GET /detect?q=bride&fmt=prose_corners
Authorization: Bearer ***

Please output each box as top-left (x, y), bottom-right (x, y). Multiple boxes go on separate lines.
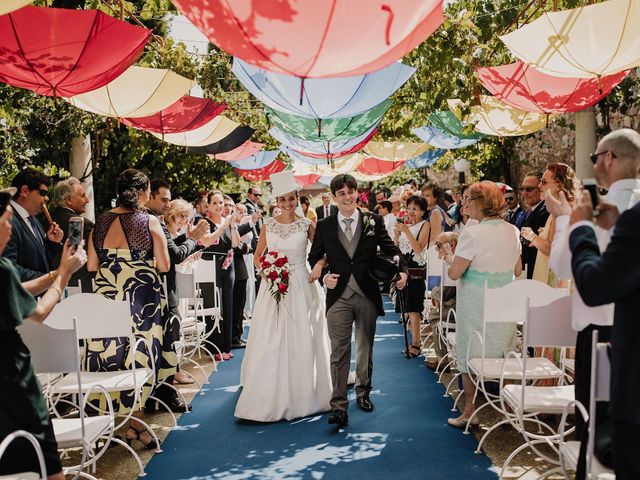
top-left (235, 171), bottom-right (332, 422)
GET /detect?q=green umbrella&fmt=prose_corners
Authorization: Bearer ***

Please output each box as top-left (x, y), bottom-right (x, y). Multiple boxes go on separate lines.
top-left (428, 110), bottom-right (486, 140)
top-left (265, 99), bottom-right (392, 142)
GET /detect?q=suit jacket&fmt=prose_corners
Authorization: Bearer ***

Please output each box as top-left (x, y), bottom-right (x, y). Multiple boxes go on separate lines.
top-left (315, 204), bottom-right (338, 220)
top-left (570, 203), bottom-right (640, 424)
top-left (520, 201), bottom-right (549, 279)
top-left (506, 206), bottom-right (524, 226)
top-left (308, 211), bottom-right (405, 316)
top-left (201, 220), bottom-right (252, 280)
top-left (49, 206), bottom-right (95, 290)
top-left (244, 199), bottom-right (262, 249)
top-left (4, 210), bottom-right (61, 281)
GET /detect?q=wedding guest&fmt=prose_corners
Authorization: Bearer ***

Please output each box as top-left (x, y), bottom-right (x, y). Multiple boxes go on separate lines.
top-left (86, 169), bottom-right (173, 449)
top-left (300, 195), bottom-right (317, 225)
top-left (378, 200), bottom-right (397, 239)
top-left (421, 181), bottom-right (447, 246)
top-left (443, 181), bottom-right (522, 427)
top-left (375, 190), bottom-right (387, 206)
top-left (193, 193), bottom-right (208, 222)
top-left (315, 192), bottom-right (337, 220)
top-left (0, 195), bottom-right (86, 480)
top-left (519, 171), bottom-right (549, 279)
top-left (235, 203), bottom-right (257, 318)
top-left (271, 206), bottom-right (282, 217)
top-left (504, 187), bottom-right (523, 226)
top-left (231, 202), bottom-right (254, 349)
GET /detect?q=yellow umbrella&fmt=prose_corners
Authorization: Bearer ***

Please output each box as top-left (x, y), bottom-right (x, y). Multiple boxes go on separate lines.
top-left (500, 0), bottom-right (640, 78)
top-left (152, 115), bottom-right (239, 147)
top-left (447, 96), bottom-right (552, 137)
top-left (293, 154), bottom-right (364, 175)
top-left (0, 1), bottom-right (32, 15)
top-left (363, 141), bottom-right (430, 161)
top-left (67, 66), bottom-right (194, 118)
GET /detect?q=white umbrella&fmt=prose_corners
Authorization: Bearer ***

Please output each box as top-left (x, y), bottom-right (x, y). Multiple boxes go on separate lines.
top-left (152, 115), bottom-right (240, 147)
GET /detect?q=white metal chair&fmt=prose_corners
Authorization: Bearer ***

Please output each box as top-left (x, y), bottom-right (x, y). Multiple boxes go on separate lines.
top-left (0, 430), bottom-right (46, 480)
top-left (18, 319), bottom-right (115, 480)
top-left (497, 295), bottom-right (578, 477)
top-left (559, 331), bottom-right (615, 479)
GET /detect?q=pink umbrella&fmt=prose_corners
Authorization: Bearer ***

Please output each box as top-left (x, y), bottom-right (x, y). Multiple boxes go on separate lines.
top-left (235, 159), bottom-right (286, 181)
top-left (213, 141), bottom-right (264, 161)
top-left (356, 157), bottom-right (405, 176)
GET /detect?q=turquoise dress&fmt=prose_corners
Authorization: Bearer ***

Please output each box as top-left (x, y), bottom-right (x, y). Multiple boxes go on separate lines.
top-left (454, 220), bottom-right (521, 373)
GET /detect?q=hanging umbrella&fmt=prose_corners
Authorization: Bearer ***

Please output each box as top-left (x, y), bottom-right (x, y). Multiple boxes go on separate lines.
top-left (294, 174), bottom-right (322, 189)
top-left (352, 171), bottom-right (398, 182)
top-left (477, 62), bottom-right (629, 114)
top-left (499, 0), bottom-right (640, 78)
top-left (280, 145), bottom-right (332, 166)
top-left (235, 159), bottom-right (286, 181)
top-left (412, 125), bottom-right (481, 149)
top-left (120, 96), bottom-right (226, 134)
top-left (214, 141), bottom-right (264, 161)
top-left (173, 0), bottom-right (444, 78)
top-left (404, 149), bottom-right (446, 168)
top-left (292, 154), bottom-right (365, 175)
top-left (233, 58), bottom-right (415, 118)
top-left (270, 125), bottom-right (377, 158)
top-left (229, 151), bottom-right (280, 170)
top-left (363, 141), bottom-right (430, 161)
top-left (448, 96), bottom-right (552, 137)
top-left (151, 115), bottom-right (239, 147)
top-left (186, 126), bottom-right (255, 155)
top-left (0, 6), bottom-right (150, 97)
top-left (67, 66), bottom-right (194, 118)
top-left (428, 111), bottom-right (487, 139)
top-left (0, 1), bottom-right (32, 15)
top-left (265, 99), bottom-right (391, 142)
top-left (357, 158), bottom-right (405, 176)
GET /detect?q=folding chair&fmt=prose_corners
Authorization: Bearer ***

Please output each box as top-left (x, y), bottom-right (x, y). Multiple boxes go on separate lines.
top-left (0, 430), bottom-right (46, 480)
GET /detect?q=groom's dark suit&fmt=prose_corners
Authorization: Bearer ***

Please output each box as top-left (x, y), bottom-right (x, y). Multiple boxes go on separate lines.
top-left (309, 210), bottom-right (404, 415)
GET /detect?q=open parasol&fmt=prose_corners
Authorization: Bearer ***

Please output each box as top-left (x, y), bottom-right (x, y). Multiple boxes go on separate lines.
top-left (214, 141), bottom-right (264, 161)
top-left (412, 125), bottom-right (481, 149)
top-left (235, 159), bottom-right (286, 181)
top-left (428, 111), bottom-right (487, 140)
top-left (151, 115), bottom-right (239, 147)
top-left (0, 1), bottom-right (32, 15)
top-left (404, 149), bottom-right (446, 168)
top-left (363, 141), bottom-right (430, 161)
top-left (186, 126), bottom-right (255, 155)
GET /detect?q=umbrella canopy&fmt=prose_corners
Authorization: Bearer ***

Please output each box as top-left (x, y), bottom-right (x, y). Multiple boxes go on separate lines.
top-left (499, 0), bottom-right (640, 78)
top-left (233, 58), bottom-right (415, 118)
top-left (404, 149), bottom-right (446, 168)
top-left (363, 141), bottom-right (430, 161)
top-left (428, 111), bottom-right (486, 139)
top-left (215, 141), bottom-right (264, 161)
top-left (151, 115), bottom-right (239, 147)
top-left (294, 174), bottom-right (322, 189)
top-left (356, 158), bottom-right (405, 175)
top-left (412, 125), bottom-right (481, 149)
top-left (280, 145), bottom-right (332, 166)
top-left (293, 154), bottom-right (365, 175)
top-left (0, 1), bottom-right (32, 15)
top-left (265, 99), bottom-right (391, 142)
top-left (0, 7), bottom-right (150, 97)
top-left (229, 151), bottom-right (280, 170)
top-left (67, 66), bottom-right (194, 118)
top-left (186, 126), bottom-right (255, 155)
top-left (477, 62), bottom-right (629, 114)
top-left (120, 96), bottom-right (226, 134)
top-left (448, 96), bottom-right (552, 137)
top-left (270, 125), bottom-right (377, 158)
top-left (235, 159), bottom-right (286, 181)
top-left (173, 0), bottom-right (444, 78)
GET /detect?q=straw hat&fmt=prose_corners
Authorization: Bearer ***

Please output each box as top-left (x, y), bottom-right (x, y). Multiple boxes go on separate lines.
top-left (270, 170), bottom-right (302, 198)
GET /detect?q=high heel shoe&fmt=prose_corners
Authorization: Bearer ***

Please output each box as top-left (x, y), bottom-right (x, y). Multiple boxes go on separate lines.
top-left (125, 427), bottom-right (158, 450)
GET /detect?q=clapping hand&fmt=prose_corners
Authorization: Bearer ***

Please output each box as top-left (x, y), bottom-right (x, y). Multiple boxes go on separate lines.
top-left (188, 219), bottom-right (210, 241)
top-left (47, 222), bottom-right (64, 243)
top-left (569, 190), bottom-right (595, 226)
top-left (545, 189), bottom-right (572, 217)
top-left (594, 202), bottom-right (620, 230)
top-left (520, 226), bottom-right (536, 242)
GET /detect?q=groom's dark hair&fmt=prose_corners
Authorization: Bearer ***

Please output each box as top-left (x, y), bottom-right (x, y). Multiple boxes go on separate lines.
top-left (329, 174), bottom-right (358, 195)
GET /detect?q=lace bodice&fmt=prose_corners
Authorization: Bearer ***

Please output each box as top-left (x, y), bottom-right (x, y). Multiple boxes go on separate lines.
top-left (264, 217), bottom-right (311, 270)
top-left (93, 211), bottom-right (153, 260)
top-left (399, 220), bottom-right (428, 266)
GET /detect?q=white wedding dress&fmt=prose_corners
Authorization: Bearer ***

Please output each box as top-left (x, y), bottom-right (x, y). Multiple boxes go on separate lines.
top-left (235, 217), bottom-right (332, 422)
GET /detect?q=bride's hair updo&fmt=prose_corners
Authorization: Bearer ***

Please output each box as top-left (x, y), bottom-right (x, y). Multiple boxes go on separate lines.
top-left (116, 169), bottom-right (149, 210)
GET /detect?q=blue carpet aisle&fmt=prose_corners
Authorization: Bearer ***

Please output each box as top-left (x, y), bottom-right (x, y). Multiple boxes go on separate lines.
top-left (145, 297), bottom-right (498, 479)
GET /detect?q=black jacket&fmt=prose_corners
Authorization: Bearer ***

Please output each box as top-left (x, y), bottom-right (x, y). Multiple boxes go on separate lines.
top-left (570, 203), bottom-right (640, 424)
top-left (520, 201), bottom-right (550, 279)
top-left (315, 204), bottom-right (338, 220)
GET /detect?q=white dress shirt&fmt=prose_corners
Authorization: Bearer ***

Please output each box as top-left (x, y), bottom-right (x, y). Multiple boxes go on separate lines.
top-left (337, 209), bottom-right (360, 234)
top-left (10, 200), bottom-right (38, 237)
top-left (549, 178), bottom-right (640, 331)
top-left (382, 212), bottom-right (397, 239)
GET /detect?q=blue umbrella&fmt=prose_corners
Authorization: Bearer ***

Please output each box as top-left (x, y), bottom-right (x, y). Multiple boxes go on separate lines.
top-left (404, 149), bottom-right (446, 168)
top-left (279, 145), bottom-right (328, 166)
top-left (233, 58), bottom-right (415, 119)
top-left (228, 150), bottom-right (279, 170)
top-left (269, 124), bottom-right (377, 157)
top-left (412, 125), bottom-right (481, 150)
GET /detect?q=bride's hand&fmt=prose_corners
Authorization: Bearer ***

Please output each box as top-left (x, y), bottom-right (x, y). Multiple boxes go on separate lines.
top-left (308, 263), bottom-right (323, 283)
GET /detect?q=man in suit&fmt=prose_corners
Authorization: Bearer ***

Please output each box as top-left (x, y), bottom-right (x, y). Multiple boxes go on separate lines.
top-left (309, 174), bottom-right (407, 428)
top-left (50, 177), bottom-right (94, 291)
top-left (519, 172), bottom-right (549, 278)
top-left (244, 187), bottom-right (263, 232)
top-left (3, 168), bottom-right (63, 281)
top-left (570, 193), bottom-right (640, 480)
top-left (504, 188), bottom-right (523, 226)
top-left (315, 192), bottom-right (338, 220)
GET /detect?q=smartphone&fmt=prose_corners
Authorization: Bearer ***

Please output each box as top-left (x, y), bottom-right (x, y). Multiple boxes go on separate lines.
top-left (0, 191), bottom-right (11, 216)
top-left (68, 217), bottom-right (84, 250)
top-left (582, 179), bottom-right (600, 214)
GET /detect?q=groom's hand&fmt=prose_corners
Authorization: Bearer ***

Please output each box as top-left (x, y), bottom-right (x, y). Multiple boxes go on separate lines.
top-left (395, 272), bottom-right (408, 290)
top-left (324, 273), bottom-right (340, 289)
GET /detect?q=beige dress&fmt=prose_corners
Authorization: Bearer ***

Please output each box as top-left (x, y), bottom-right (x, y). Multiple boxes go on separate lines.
top-left (532, 215), bottom-right (558, 287)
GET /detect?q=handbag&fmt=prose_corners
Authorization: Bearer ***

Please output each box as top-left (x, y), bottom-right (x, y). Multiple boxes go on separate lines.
top-left (407, 267), bottom-right (426, 280)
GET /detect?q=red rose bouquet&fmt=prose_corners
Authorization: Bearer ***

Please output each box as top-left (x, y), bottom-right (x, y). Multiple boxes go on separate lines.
top-left (258, 251), bottom-right (290, 304)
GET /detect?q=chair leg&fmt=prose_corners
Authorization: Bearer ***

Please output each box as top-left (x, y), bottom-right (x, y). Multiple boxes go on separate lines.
top-left (107, 436), bottom-right (146, 476)
top-left (148, 395), bottom-right (178, 426)
top-left (451, 389), bottom-right (464, 412)
top-left (445, 371), bottom-right (461, 398)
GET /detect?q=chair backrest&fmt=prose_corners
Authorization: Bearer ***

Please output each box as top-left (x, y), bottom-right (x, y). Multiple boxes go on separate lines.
top-left (483, 279), bottom-right (568, 324)
top-left (526, 295), bottom-right (575, 348)
top-left (194, 258), bottom-right (216, 285)
top-left (18, 319), bottom-right (80, 375)
top-left (44, 293), bottom-right (132, 339)
top-left (591, 332), bottom-right (611, 403)
top-left (176, 270), bottom-right (196, 298)
top-left (440, 260), bottom-right (457, 287)
top-left (0, 430), bottom-right (46, 479)
top-left (64, 285), bottom-right (82, 297)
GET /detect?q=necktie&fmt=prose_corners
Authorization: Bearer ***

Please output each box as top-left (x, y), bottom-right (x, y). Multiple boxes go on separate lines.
top-left (343, 218), bottom-right (354, 241)
top-left (325, 206), bottom-right (329, 218)
top-left (28, 216), bottom-right (44, 246)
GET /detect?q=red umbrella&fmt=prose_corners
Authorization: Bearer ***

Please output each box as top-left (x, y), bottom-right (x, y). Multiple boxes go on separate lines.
top-left (215, 141), bottom-right (264, 161)
top-left (356, 158), bottom-right (405, 176)
top-left (235, 159), bottom-right (286, 181)
top-left (120, 96), bottom-right (226, 134)
top-left (476, 62), bottom-right (629, 114)
top-left (294, 174), bottom-right (321, 189)
top-left (171, 0), bottom-right (444, 78)
top-left (0, 6), bottom-right (150, 97)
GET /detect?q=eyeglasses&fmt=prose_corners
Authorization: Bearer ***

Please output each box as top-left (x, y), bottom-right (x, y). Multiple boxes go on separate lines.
top-left (589, 150), bottom-right (616, 164)
top-left (520, 186), bottom-right (538, 192)
top-left (504, 196), bottom-right (516, 201)
top-left (539, 179), bottom-right (555, 185)
top-left (34, 188), bottom-right (49, 197)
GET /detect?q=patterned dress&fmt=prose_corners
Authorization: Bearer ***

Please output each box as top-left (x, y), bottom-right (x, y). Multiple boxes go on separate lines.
top-left (86, 211), bottom-right (176, 413)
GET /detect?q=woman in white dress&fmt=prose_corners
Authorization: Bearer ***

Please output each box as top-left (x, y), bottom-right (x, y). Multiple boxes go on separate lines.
top-left (235, 171), bottom-right (332, 422)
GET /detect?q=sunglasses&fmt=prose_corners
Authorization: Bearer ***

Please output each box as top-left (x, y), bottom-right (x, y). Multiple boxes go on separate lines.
top-left (589, 150), bottom-right (616, 164)
top-left (504, 196), bottom-right (516, 201)
top-left (520, 186), bottom-right (538, 192)
top-left (34, 188), bottom-right (49, 197)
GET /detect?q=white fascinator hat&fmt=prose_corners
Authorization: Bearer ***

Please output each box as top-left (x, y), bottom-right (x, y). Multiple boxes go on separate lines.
top-left (270, 170), bottom-right (302, 198)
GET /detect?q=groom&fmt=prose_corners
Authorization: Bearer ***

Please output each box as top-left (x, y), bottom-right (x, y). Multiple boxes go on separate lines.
top-left (309, 174), bottom-right (407, 428)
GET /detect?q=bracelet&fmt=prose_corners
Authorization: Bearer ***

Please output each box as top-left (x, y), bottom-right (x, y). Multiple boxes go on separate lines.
top-left (49, 285), bottom-right (63, 302)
